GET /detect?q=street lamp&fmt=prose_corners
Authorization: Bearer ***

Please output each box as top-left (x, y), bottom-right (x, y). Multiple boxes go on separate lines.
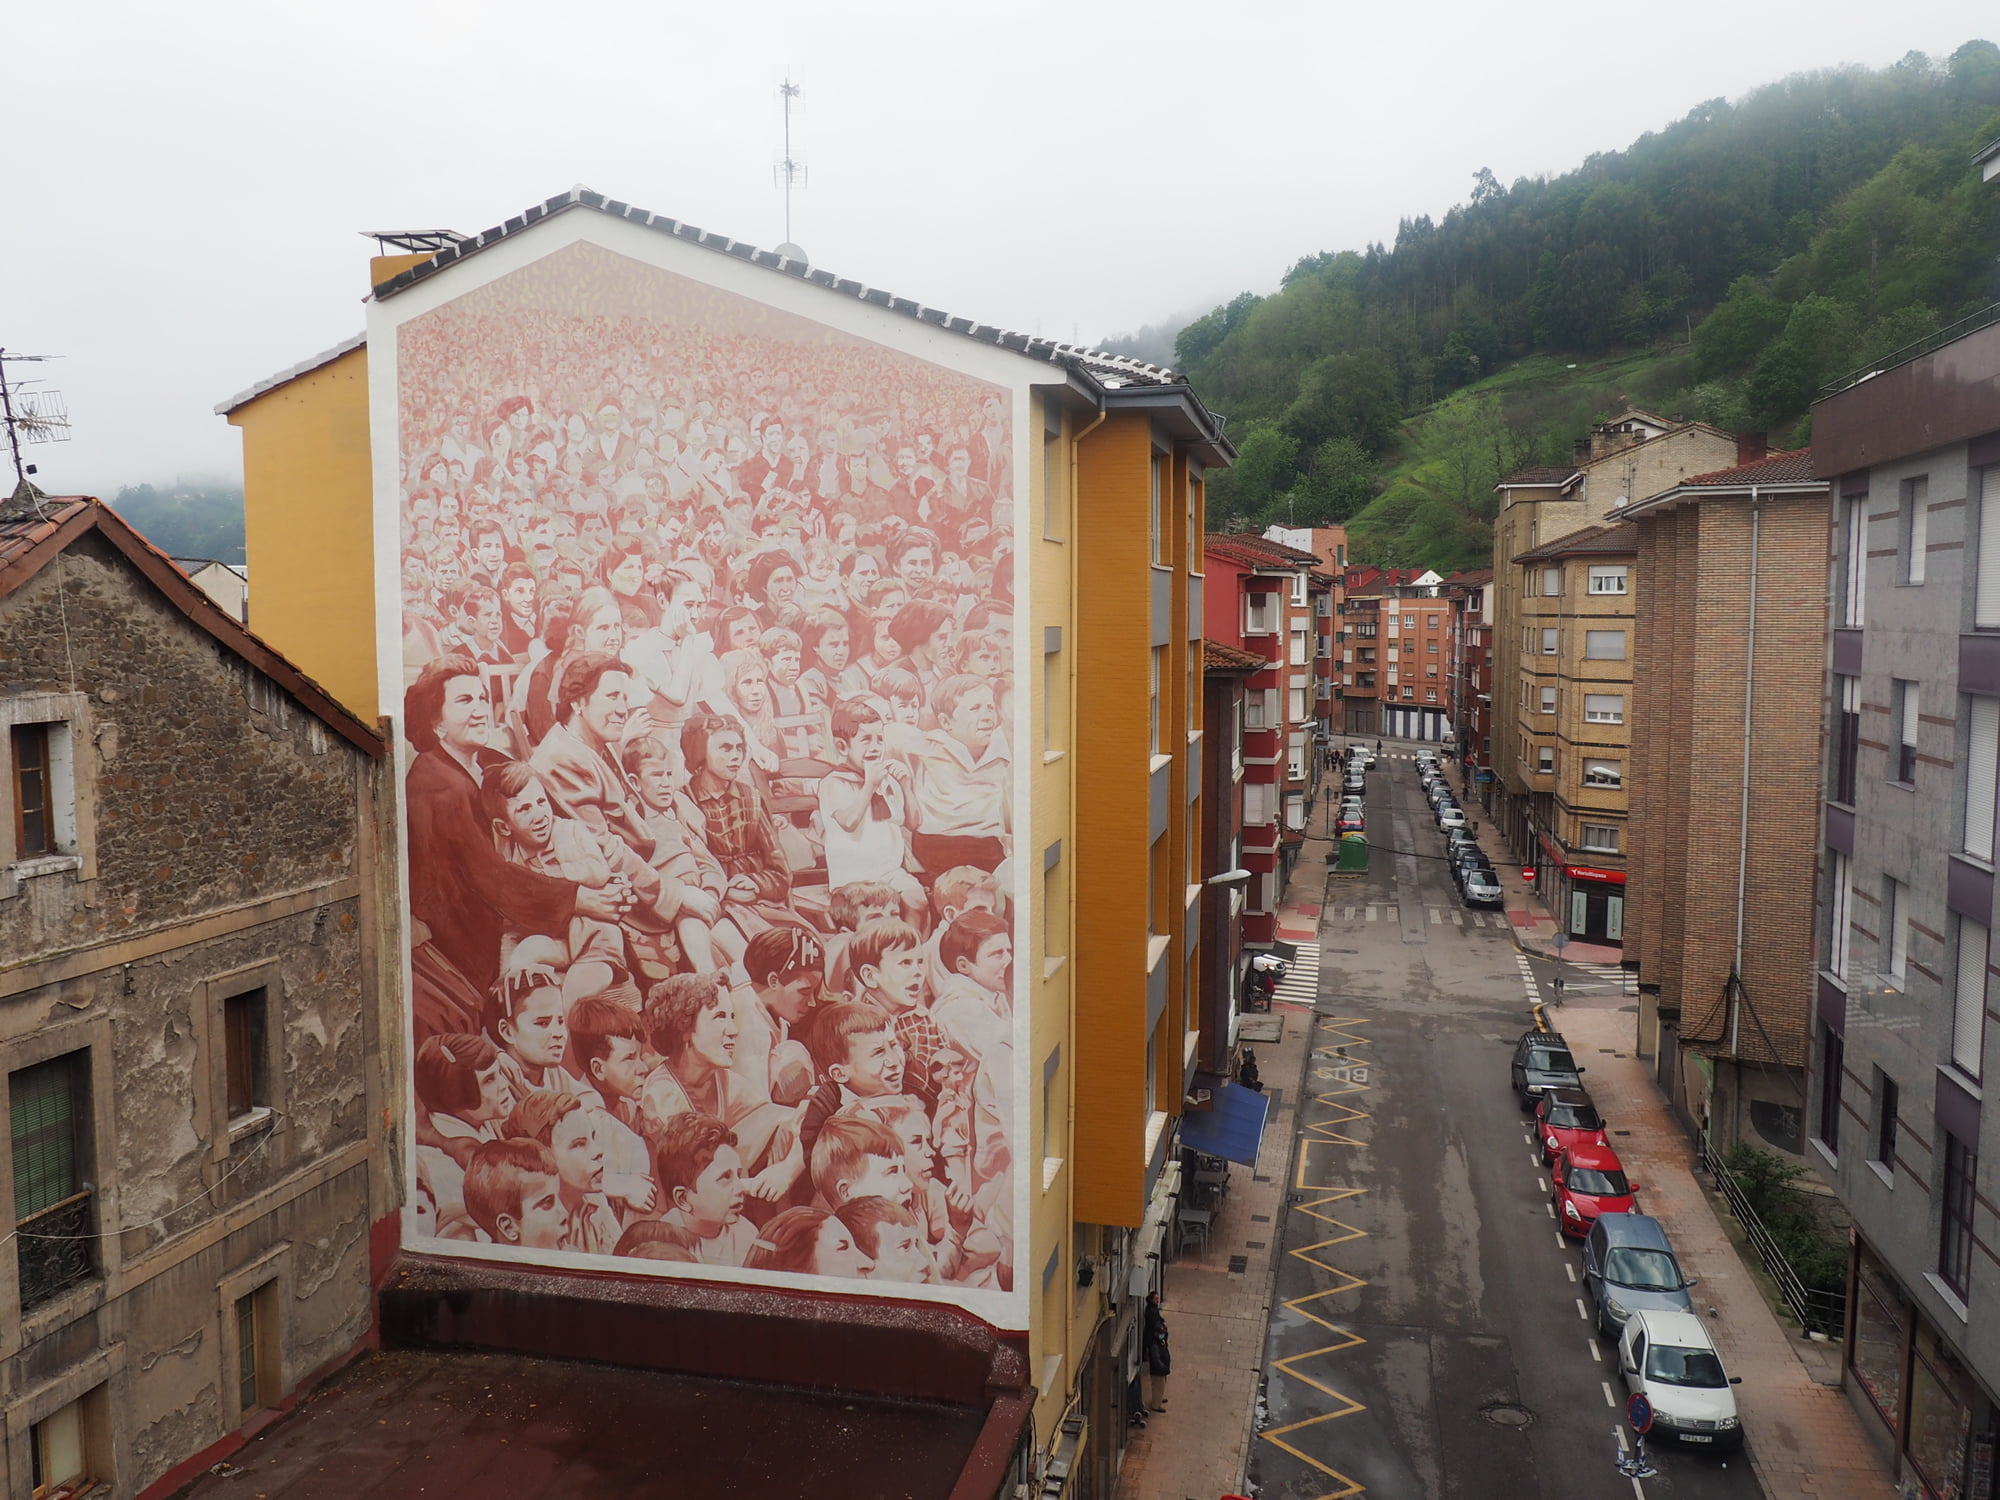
top-left (1205, 869), bottom-right (1253, 886)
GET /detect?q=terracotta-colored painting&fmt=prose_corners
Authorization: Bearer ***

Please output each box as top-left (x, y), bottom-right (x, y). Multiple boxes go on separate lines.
top-left (389, 239), bottom-right (1017, 1307)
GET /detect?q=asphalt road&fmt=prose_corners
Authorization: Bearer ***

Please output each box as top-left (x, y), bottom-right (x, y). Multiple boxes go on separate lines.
top-left (1246, 754), bottom-right (1762, 1500)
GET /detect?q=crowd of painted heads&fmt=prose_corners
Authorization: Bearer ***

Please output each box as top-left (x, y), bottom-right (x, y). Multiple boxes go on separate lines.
top-left (400, 302), bottom-right (1018, 1289)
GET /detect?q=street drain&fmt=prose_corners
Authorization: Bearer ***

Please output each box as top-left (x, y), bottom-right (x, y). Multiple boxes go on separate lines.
top-left (1228, 1255), bottom-right (1249, 1274)
top-left (1481, 1401), bottom-right (1535, 1429)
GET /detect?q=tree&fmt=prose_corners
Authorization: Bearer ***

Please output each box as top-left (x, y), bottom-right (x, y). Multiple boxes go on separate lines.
top-left (1422, 393), bottom-right (1509, 516)
top-left (1280, 349), bottom-right (1402, 455)
top-left (1288, 438), bottom-right (1377, 525)
top-left (1207, 424), bottom-right (1297, 526)
top-left (1694, 276), bottom-right (1788, 381)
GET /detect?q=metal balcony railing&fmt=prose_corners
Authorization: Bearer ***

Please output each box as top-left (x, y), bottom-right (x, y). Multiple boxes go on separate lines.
top-left (16, 1190), bottom-right (95, 1309)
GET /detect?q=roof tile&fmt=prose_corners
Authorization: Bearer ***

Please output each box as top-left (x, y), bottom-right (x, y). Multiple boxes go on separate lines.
top-left (1676, 449), bottom-right (1819, 488)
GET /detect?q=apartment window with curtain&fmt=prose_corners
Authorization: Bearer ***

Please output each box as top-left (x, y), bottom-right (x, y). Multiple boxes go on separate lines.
top-left (1537, 746), bottom-right (1555, 774)
top-left (1589, 565), bottom-right (1628, 595)
top-left (1952, 915), bottom-right (1987, 1077)
top-left (1539, 686), bottom-right (1556, 714)
top-left (1834, 675), bottom-right (1862, 804)
top-left (1893, 680), bottom-right (1919, 783)
top-left (1825, 850), bottom-right (1853, 979)
top-left (1816, 1025), bottom-right (1843, 1155)
top-left (1841, 493), bottom-right (1867, 628)
top-left (1900, 476), bottom-right (1928, 585)
top-left (1584, 694), bottom-right (1624, 725)
top-left (1976, 466), bottom-right (2000, 629)
top-left (1940, 1132), bottom-right (1977, 1298)
top-left (1885, 878), bottom-right (1910, 987)
top-left (1965, 695), bottom-right (1999, 860)
top-left (1541, 627), bottom-right (1558, 656)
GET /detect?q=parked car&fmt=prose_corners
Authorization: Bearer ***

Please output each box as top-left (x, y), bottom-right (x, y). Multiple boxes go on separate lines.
top-left (1336, 805), bottom-right (1366, 833)
top-left (1461, 867), bottom-right (1505, 908)
top-left (1552, 1142), bottom-right (1636, 1236)
top-left (1583, 1212), bottom-right (1696, 1337)
top-left (1536, 1087), bottom-right (1608, 1164)
top-left (1438, 806), bottom-right (1468, 833)
top-left (1344, 772), bottom-right (1366, 795)
top-left (1444, 827), bottom-right (1478, 858)
top-left (1452, 847), bottom-right (1494, 881)
top-left (1615, 1310), bottom-right (1743, 1448)
top-left (1510, 1030), bottom-right (1583, 1107)
top-left (1414, 750), bottom-right (1437, 770)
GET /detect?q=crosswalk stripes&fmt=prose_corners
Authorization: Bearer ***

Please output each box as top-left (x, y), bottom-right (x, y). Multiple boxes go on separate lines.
top-left (1515, 952), bottom-right (1543, 1007)
top-left (1332, 904), bottom-right (1501, 930)
top-left (1269, 944), bottom-right (1321, 1005)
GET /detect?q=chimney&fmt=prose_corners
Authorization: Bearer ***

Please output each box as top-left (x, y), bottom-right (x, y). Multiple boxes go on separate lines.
top-left (1572, 438), bottom-right (1593, 465)
top-left (1736, 430), bottom-right (1768, 467)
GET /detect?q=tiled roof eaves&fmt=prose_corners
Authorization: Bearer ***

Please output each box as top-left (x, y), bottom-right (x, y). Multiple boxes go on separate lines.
top-left (368, 188), bottom-right (1186, 393)
top-left (1203, 642), bottom-right (1269, 674)
top-left (1511, 522), bottom-right (1639, 563)
top-left (215, 331), bottom-right (367, 416)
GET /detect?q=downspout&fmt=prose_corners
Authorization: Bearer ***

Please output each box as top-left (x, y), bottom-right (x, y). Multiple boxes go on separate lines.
top-left (1730, 487), bottom-right (1762, 1057)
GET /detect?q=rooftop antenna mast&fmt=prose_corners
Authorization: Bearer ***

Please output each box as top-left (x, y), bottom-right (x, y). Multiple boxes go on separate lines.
top-left (772, 73), bottom-right (808, 261)
top-left (0, 349), bottom-right (71, 489)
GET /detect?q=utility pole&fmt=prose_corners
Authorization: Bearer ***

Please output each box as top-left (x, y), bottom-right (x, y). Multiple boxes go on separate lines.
top-left (773, 75), bottom-right (808, 256)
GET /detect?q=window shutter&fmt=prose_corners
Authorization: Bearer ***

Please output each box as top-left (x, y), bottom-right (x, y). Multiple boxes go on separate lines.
top-left (1955, 918), bottom-right (1989, 1072)
top-left (1977, 469), bottom-right (2000, 627)
top-left (1967, 697), bottom-right (1999, 860)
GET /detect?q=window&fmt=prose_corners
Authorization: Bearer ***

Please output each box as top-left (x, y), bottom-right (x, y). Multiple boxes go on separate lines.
top-left (1149, 451), bottom-right (1165, 565)
top-left (1293, 572), bottom-right (1310, 608)
top-left (1539, 686), bottom-right (1556, 714)
top-left (1541, 627), bottom-right (1559, 656)
top-left (12, 722), bottom-right (53, 859)
top-left (30, 1397), bottom-right (94, 1497)
top-left (1584, 630), bottom-right (1627, 661)
top-left (1289, 624), bottom-right (1309, 666)
top-left (1885, 878), bottom-right (1909, 986)
top-left (1584, 694), bottom-right (1624, 725)
top-left (1541, 566), bottom-right (1562, 597)
top-left (1042, 413), bottom-right (1064, 541)
top-left (1588, 565), bottom-right (1628, 595)
top-left (1186, 471), bottom-right (1199, 568)
top-left (1288, 686), bottom-right (1307, 722)
top-left (1582, 759), bottom-right (1622, 788)
top-left (1043, 631), bottom-right (1063, 755)
top-left (1425, 689), bottom-right (1437, 702)
top-left (225, 988), bottom-right (268, 1122)
top-left (1244, 782), bottom-right (1273, 825)
top-left (1537, 747), bottom-right (1555, 774)
top-left (1893, 679), bottom-right (1918, 784)
top-left (1245, 594), bottom-right (1278, 635)
top-left (11, 1050), bottom-right (94, 1309)
top-left (1579, 822), bottom-right (1620, 853)
top-left (1043, 852), bottom-right (1064, 969)
top-left (236, 1283), bottom-right (280, 1415)
top-left (1977, 466), bottom-right (2000, 629)
top-left (1149, 648), bottom-right (1163, 757)
top-left (1287, 743), bottom-right (1306, 780)
top-left (1952, 916), bottom-right (1987, 1076)
top-left (1966, 696), bottom-right (1999, 859)
top-left (1835, 675), bottom-right (1862, 805)
top-left (1826, 851), bottom-right (1852, 979)
top-left (1402, 686), bottom-right (1415, 700)
top-left (1817, 1025), bottom-right (1843, 1154)
top-left (1841, 494), bottom-right (1867, 629)
top-left (1402, 615), bottom-right (1416, 630)
top-left (1187, 652), bottom-right (1198, 738)
top-left (1875, 1073), bottom-right (1900, 1170)
top-left (1426, 641), bottom-right (1437, 654)
top-left (1940, 1133), bottom-right (1977, 1298)
top-left (1901, 476), bottom-right (1928, 585)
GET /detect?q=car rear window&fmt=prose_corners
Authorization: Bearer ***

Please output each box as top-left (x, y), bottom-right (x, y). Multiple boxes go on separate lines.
top-left (1567, 1166), bottom-right (1629, 1197)
top-left (1603, 1247), bottom-right (1682, 1292)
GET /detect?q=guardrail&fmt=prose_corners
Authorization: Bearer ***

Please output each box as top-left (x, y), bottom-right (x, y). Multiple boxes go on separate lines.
top-left (1697, 1142), bottom-right (1845, 1338)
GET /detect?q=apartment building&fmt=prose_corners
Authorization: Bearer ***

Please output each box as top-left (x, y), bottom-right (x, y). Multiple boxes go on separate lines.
top-left (1444, 568), bottom-right (1494, 793)
top-left (1489, 416), bottom-right (1747, 878)
top-left (1623, 452), bottom-right (1830, 1152)
top-left (1266, 524), bottom-right (1347, 733)
top-left (217, 189), bottom-right (1235, 1497)
top-left (1203, 534), bottom-right (1328, 942)
top-left (1805, 301), bottom-right (2000, 1491)
top-left (1198, 643), bottom-right (1262, 1070)
top-left (1, 496), bottom-right (391, 1500)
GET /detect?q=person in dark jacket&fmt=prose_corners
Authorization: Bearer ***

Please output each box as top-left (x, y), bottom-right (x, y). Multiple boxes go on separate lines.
top-left (1142, 1291), bottom-right (1171, 1412)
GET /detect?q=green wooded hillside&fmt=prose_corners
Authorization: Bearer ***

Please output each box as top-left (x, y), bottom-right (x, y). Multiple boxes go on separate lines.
top-left (1183, 42), bottom-right (2000, 572)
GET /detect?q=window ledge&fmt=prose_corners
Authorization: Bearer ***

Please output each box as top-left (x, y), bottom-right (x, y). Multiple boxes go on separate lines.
top-left (1867, 1158), bottom-right (1895, 1190)
top-left (229, 1106), bottom-right (276, 1147)
top-left (1149, 753), bottom-right (1173, 774)
top-left (1041, 1156), bottom-right (1064, 1193)
top-left (1143, 1110), bottom-right (1168, 1163)
top-left (1042, 749), bottom-right (1066, 765)
top-left (1042, 955), bottom-right (1068, 981)
top-left (1954, 851), bottom-right (1995, 874)
top-left (1146, 934), bottom-right (1171, 974)
top-left (1939, 1065), bottom-right (1982, 1102)
top-left (1810, 1137), bottom-right (1839, 1173)
top-left (1923, 1272), bottom-right (1971, 1323)
top-left (8, 853), bottom-right (81, 881)
top-left (1184, 883), bottom-right (1202, 911)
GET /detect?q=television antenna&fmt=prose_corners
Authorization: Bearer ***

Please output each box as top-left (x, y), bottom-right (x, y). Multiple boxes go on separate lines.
top-left (772, 73), bottom-right (808, 260)
top-left (0, 349), bottom-right (71, 488)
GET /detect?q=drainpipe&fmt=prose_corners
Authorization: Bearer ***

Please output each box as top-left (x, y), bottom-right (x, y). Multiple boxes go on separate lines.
top-left (1730, 487), bottom-right (1762, 1058)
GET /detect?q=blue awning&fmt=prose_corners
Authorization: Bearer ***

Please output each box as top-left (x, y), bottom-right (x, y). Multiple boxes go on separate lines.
top-left (1179, 1082), bottom-right (1272, 1167)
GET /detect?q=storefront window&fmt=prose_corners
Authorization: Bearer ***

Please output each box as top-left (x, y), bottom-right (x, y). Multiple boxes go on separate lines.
top-left (1908, 1324), bottom-right (1973, 1499)
top-left (1851, 1254), bottom-right (1907, 1436)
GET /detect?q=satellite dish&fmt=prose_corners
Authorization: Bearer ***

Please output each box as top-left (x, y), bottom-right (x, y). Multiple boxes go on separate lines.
top-left (775, 242), bottom-right (808, 264)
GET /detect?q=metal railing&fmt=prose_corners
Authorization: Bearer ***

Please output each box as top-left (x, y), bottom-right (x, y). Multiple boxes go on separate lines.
top-left (16, 1190), bottom-right (96, 1309)
top-left (1821, 300), bottom-right (2000, 396)
top-left (1697, 1144), bottom-right (1845, 1337)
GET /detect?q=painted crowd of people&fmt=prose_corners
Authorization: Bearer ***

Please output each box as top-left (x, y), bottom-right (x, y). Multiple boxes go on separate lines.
top-left (398, 281), bottom-right (1018, 1291)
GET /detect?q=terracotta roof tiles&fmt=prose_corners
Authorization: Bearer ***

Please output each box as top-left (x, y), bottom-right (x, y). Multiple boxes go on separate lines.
top-left (1676, 449), bottom-right (1819, 488)
top-left (1512, 520), bottom-right (1639, 563)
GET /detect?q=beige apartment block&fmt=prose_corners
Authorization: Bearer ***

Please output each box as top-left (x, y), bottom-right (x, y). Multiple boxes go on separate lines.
top-left (1624, 451), bottom-right (1830, 1153)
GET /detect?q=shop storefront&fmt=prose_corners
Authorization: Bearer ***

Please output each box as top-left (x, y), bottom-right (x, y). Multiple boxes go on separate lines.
top-left (1561, 862), bottom-right (1626, 944)
top-left (1848, 1240), bottom-right (2000, 1498)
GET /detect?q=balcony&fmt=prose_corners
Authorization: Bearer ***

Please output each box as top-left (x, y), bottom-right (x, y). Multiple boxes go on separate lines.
top-left (17, 1190), bottom-right (95, 1309)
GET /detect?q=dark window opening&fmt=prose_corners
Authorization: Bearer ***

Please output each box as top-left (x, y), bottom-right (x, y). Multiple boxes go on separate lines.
top-left (1817, 1027), bottom-right (1843, 1154)
top-left (1941, 1133), bottom-right (1976, 1298)
top-left (224, 989), bottom-right (268, 1121)
top-left (12, 722), bottom-right (52, 858)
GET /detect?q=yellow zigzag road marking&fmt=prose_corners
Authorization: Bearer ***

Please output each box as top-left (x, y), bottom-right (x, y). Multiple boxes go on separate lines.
top-left (1260, 1015), bottom-right (1374, 1499)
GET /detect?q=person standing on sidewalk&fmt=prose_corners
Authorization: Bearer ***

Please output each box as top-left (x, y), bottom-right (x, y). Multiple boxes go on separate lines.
top-left (1142, 1291), bottom-right (1171, 1412)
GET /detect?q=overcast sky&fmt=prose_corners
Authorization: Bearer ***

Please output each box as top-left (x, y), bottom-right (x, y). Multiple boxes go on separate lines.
top-left (5, 0), bottom-right (1994, 495)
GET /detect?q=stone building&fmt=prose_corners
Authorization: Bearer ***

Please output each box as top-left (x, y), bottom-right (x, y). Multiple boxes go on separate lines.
top-left (1, 493), bottom-right (391, 1499)
top-left (1623, 451), bottom-right (1830, 1151)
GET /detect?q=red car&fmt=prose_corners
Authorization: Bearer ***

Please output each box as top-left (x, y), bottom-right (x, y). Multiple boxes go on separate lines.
top-left (1552, 1142), bottom-right (1636, 1237)
top-left (1536, 1087), bottom-right (1607, 1166)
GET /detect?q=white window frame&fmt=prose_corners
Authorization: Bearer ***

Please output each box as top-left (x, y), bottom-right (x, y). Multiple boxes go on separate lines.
top-left (1584, 630), bottom-right (1627, 661)
top-left (1966, 695), bottom-right (2000, 860)
top-left (1539, 686), bottom-right (1557, 714)
top-left (1842, 494), bottom-right (1867, 629)
top-left (1886, 877), bottom-right (1909, 987)
top-left (1541, 566), bottom-right (1562, 597)
top-left (1541, 627), bottom-right (1559, 656)
top-left (1902, 476), bottom-right (1928, 586)
top-left (1588, 565), bottom-right (1628, 595)
top-left (1536, 746), bottom-right (1555, 774)
top-left (1581, 759), bottom-right (1622, 788)
top-left (1579, 822), bottom-right (1620, 853)
top-left (1245, 593), bottom-right (1278, 636)
top-left (1584, 694), bottom-right (1624, 725)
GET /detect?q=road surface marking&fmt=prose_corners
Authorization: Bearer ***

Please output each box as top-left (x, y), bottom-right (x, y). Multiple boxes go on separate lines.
top-left (1588, 1339), bottom-right (1600, 1362)
top-left (1603, 1382), bottom-right (1618, 1407)
top-left (1576, 1298), bottom-right (1589, 1320)
top-left (1566, 1263), bottom-right (1577, 1283)
top-left (1556, 1232), bottom-right (1567, 1250)
top-left (1546, 1203), bottom-right (1556, 1218)
top-left (1538, 1177), bottom-right (1548, 1192)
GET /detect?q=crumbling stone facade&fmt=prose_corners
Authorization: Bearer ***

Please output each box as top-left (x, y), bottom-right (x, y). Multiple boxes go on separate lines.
top-left (1, 513), bottom-right (395, 1499)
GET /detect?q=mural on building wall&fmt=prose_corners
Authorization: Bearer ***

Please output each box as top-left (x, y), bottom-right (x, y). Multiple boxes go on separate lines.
top-left (391, 239), bottom-right (1018, 1304)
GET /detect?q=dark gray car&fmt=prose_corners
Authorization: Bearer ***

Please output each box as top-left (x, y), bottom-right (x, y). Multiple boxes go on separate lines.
top-left (1582, 1212), bottom-right (1697, 1337)
top-left (1510, 1030), bottom-right (1584, 1107)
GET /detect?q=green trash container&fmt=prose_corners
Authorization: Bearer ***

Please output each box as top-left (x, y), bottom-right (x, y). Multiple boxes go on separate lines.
top-left (1333, 832), bottom-right (1369, 875)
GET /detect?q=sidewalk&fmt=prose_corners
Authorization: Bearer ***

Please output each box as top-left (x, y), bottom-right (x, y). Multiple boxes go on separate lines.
top-left (1116, 837), bottom-right (1328, 1500)
top-left (1557, 1003), bottom-right (1893, 1499)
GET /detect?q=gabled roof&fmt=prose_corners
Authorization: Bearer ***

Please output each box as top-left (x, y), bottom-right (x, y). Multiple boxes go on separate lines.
top-left (1444, 567), bottom-right (1494, 588)
top-left (1203, 642), bottom-right (1269, 674)
top-left (1512, 520), bottom-right (1638, 564)
top-left (0, 494), bottom-right (383, 757)
top-left (369, 187), bottom-right (1183, 392)
top-left (1676, 449), bottom-right (1819, 488)
top-left (1497, 466), bottom-right (1579, 488)
top-left (1204, 532), bottom-right (1320, 570)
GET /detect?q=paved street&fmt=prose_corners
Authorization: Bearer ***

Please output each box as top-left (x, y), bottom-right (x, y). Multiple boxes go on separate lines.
top-left (1247, 753), bottom-right (1764, 1500)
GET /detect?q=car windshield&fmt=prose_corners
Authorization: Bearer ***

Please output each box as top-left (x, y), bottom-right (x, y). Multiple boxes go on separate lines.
top-left (1567, 1167), bottom-right (1629, 1196)
top-left (1645, 1343), bottom-right (1728, 1388)
top-left (1548, 1103), bottom-right (1603, 1130)
top-left (1528, 1048), bottom-right (1575, 1073)
top-left (1604, 1247), bottom-right (1683, 1292)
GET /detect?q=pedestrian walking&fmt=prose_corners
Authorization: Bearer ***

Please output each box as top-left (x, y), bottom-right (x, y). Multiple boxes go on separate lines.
top-left (1143, 1290), bottom-right (1171, 1412)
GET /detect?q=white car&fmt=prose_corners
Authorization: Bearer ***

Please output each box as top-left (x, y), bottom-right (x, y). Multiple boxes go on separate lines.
top-left (1616, 1309), bottom-right (1743, 1449)
top-left (1437, 807), bottom-right (1468, 833)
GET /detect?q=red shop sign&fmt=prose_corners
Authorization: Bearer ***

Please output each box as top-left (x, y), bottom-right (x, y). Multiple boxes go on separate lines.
top-left (1566, 865), bottom-right (1627, 885)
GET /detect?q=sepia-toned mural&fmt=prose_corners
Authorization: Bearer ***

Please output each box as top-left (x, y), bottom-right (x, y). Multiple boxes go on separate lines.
top-left (388, 238), bottom-right (1019, 1309)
